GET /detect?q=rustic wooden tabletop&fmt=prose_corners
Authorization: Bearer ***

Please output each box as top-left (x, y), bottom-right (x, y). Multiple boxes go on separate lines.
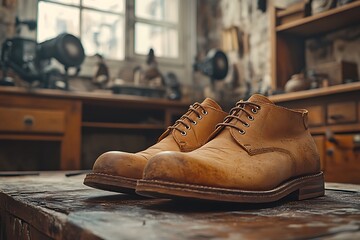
top-left (0, 172), bottom-right (359, 240)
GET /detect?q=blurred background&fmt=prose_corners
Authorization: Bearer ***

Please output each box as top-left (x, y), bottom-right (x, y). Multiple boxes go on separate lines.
top-left (0, 0), bottom-right (359, 184)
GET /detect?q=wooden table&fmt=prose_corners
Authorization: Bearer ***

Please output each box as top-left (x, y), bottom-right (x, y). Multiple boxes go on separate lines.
top-left (0, 172), bottom-right (359, 239)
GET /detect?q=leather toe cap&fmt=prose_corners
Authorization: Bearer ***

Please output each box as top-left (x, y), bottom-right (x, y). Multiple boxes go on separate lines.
top-left (143, 151), bottom-right (212, 185)
top-left (93, 151), bottom-right (147, 179)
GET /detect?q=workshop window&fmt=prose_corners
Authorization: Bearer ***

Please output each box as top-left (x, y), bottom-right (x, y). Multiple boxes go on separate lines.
top-left (134, 0), bottom-right (179, 59)
top-left (37, 0), bottom-right (182, 62)
top-left (37, 0), bottom-right (125, 60)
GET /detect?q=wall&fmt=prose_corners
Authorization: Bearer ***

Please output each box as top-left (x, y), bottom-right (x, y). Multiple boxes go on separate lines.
top-left (0, 1), bottom-right (16, 52)
top-left (194, 0), bottom-right (271, 104)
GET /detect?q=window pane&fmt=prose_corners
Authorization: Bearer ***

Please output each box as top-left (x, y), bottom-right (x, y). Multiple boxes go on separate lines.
top-left (135, 0), bottom-right (178, 23)
top-left (47, 0), bottom-right (80, 5)
top-left (37, 2), bottom-right (80, 42)
top-left (135, 22), bottom-right (178, 58)
top-left (82, 10), bottom-right (124, 60)
top-left (83, 0), bottom-right (124, 13)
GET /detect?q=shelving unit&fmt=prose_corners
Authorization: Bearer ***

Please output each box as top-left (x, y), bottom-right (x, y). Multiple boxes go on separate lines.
top-left (82, 122), bottom-right (165, 130)
top-left (270, 0), bottom-right (360, 90)
top-left (269, 81), bottom-right (360, 102)
top-left (269, 2), bottom-right (360, 184)
top-left (276, 1), bottom-right (360, 36)
top-left (0, 134), bottom-right (63, 141)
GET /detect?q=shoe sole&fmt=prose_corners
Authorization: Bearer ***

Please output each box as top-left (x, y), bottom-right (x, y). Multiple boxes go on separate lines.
top-left (84, 173), bottom-right (137, 194)
top-left (136, 172), bottom-right (324, 203)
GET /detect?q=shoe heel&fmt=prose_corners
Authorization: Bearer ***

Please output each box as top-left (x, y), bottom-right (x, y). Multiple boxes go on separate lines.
top-left (296, 172), bottom-right (325, 200)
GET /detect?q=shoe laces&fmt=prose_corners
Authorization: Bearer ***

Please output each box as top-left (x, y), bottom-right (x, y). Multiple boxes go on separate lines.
top-left (168, 103), bottom-right (208, 136)
top-left (216, 100), bottom-right (261, 135)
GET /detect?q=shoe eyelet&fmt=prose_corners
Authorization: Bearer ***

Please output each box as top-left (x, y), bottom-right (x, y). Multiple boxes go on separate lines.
top-left (197, 115), bottom-right (202, 120)
top-left (248, 115), bottom-right (254, 121)
top-left (243, 122), bottom-right (250, 127)
top-left (192, 120), bottom-right (197, 125)
top-left (186, 125), bottom-right (191, 130)
top-left (202, 110), bottom-right (208, 115)
top-left (181, 131), bottom-right (187, 136)
top-left (239, 129), bottom-right (246, 135)
top-left (251, 108), bottom-right (258, 114)
top-left (256, 106), bottom-right (261, 110)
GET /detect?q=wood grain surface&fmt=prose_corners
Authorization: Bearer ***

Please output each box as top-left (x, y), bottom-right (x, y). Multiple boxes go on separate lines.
top-left (0, 172), bottom-right (359, 239)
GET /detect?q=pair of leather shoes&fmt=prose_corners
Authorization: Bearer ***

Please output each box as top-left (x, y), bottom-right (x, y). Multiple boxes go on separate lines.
top-left (84, 94), bottom-right (324, 203)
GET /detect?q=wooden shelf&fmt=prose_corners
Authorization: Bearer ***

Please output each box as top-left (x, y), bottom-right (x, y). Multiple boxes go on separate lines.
top-left (310, 123), bottom-right (360, 135)
top-left (82, 122), bottom-right (165, 130)
top-left (0, 87), bottom-right (190, 108)
top-left (269, 82), bottom-right (360, 102)
top-left (276, 1), bottom-right (360, 36)
top-left (0, 134), bottom-right (62, 141)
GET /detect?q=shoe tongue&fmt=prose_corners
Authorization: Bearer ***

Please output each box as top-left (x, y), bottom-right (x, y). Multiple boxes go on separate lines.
top-left (158, 98), bottom-right (222, 143)
top-left (248, 94), bottom-right (274, 105)
top-left (201, 98), bottom-right (223, 110)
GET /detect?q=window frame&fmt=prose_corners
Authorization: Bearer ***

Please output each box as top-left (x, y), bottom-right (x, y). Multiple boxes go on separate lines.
top-left (37, 0), bottom-right (126, 61)
top-left (37, 0), bottom-right (185, 66)
top-left (126, 0), bottom-right (184, 66)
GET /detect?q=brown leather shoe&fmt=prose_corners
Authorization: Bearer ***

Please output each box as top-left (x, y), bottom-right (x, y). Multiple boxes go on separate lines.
top-left (84, 98), bottom-right (227, 193)
top-left (136, 94), bottom-right (325, 203)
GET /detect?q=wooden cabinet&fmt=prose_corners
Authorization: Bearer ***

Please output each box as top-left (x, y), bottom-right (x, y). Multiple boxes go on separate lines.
top-left (0, 107), bottom-right (65, 134)
top-left (79, 97), bottom-right (187, 169)
top-left (324, 133), bottom-right (360, 183)
top-left (0, 93), bottom-right (81, 170)
top-left (269, 83), bottom-right (360, 184)
top-left (269, 1), bottom-right (360, 183)
top-left (327, 101), bottom-right (357, 124)
top-left (0, 87), bottom-right (189, 171)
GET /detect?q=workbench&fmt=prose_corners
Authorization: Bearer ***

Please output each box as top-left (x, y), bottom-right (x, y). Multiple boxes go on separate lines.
top-left (0, 172), bottom-right (359, 239)
top-left (0, 87), bottom-right (189, 171)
